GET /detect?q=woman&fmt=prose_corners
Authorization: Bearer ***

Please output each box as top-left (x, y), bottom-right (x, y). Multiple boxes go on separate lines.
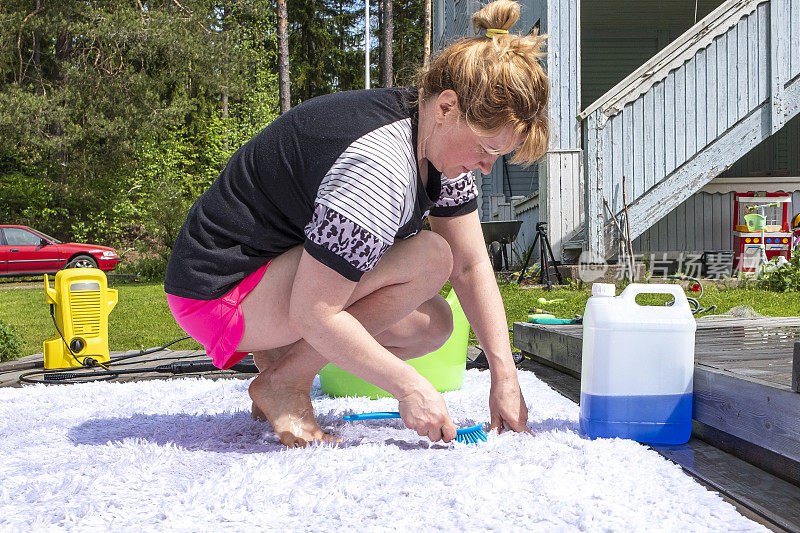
top-left (165, 0), bottom-right (549, 447)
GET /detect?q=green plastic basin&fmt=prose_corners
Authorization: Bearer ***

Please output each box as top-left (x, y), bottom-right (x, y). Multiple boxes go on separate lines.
top-left (318, 289), bottom-right (469, 398)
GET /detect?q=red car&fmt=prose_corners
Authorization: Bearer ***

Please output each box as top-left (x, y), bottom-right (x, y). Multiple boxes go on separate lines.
top-left (0, 225), bottom-right (120, 276)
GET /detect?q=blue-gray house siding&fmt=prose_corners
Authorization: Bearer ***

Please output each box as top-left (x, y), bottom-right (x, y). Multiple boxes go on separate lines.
top-left (435, 0), bottom-right (800, 266)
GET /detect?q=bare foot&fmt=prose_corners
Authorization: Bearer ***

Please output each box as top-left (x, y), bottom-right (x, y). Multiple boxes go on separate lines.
top-left (249, 370), bottom-right (340, 447)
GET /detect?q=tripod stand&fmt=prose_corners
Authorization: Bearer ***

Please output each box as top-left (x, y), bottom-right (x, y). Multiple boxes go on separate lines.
top-left (519, 222), bottom-right (563, 290)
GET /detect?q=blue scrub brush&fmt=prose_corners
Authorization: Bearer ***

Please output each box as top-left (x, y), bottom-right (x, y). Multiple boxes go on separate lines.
top-left (343, 412), bottom-right (488, 444)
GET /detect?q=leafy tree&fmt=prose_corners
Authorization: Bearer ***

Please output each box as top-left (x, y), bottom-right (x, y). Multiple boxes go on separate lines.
top-left (0, 0), bottom-right (424, 264)
top-left (0, 0), bottom-right (278, 251)
top-left (287, 0), bottom-right (367, 103)
top-left (328, 0), bottom-right (366, 92)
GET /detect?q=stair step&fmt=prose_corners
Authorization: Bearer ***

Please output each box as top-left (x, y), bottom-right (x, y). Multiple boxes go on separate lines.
top-left (563, 227), bottom-right (586, 251)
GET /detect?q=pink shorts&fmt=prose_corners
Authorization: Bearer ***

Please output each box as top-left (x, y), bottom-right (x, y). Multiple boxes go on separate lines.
top-left (167, 262), bottom-right (271, 369)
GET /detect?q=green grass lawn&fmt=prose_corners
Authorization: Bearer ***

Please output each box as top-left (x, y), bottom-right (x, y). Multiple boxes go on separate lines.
top-left (0, 282), bottom-right (201, 358)
top-left (1, 280), bottom-right (799, 359)
top-left (500, 283), bottom-right (800, 322)
top-left (472, 282), bottom-right (800, 346)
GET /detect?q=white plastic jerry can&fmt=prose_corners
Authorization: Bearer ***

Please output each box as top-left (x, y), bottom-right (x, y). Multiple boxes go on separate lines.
top-left (579, 283), bottom-right (696, 444)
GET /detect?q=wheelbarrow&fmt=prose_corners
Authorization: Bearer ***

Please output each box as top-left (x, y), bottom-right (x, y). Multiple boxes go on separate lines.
top-left (480, 220), bottom-right (523, 271)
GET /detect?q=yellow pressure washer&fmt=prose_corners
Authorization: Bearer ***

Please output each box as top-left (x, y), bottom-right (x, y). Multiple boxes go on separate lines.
top-left (43, 268), bottom-right (117, 369)
top-left (24, 267), bottom-right (244, 384)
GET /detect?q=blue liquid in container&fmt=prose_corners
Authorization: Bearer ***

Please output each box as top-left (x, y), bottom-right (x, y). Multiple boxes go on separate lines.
top-left (579, 392), bottom-right (693, 445)
top-left (579, 284), bottom-right (696, 446)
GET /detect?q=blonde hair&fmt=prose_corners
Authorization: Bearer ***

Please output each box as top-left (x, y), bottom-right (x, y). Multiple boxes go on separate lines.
top-left (418, 0), bottom-right (549, 166)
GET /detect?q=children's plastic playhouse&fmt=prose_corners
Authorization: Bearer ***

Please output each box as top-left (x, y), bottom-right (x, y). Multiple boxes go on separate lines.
top-left (732, 192), bottom-right (793, 272)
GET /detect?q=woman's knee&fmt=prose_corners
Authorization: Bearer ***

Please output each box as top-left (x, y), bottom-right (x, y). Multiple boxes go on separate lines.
top-left (410, 231), bottom-right (453, 288)
top-left (350, 230), bottom-right (453, 305)
top-left (420, 294), bottom-right (454, 354)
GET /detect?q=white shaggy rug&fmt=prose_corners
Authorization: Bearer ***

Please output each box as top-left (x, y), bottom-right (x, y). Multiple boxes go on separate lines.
top-left (0, 369), bottom-right (766, 532)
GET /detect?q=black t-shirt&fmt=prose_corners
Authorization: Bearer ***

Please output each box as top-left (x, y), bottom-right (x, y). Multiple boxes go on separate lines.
top-left (164, 87), bottom-right (478, 300)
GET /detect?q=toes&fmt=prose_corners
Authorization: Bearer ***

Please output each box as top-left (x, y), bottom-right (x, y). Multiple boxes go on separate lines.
top-left (310, 428), bottom-right (342, 444)
top-left (277, 431), bottom-right (312, 448)
top-left (278, 431), bottom-right (298, 447)
top-left (321, 433), bottom-right (343, 444)
top-left (276, 430), bottom-right (339, 447)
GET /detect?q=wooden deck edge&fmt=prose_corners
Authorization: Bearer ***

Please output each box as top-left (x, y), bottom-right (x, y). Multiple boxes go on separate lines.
top-left (0, 350), bottom-right (216, 388)
top-left (518, 357), bottom-right (800, 532)
top-left (653, 438), bottom-right (800, 533)
top-left (693, 365), bottom-right (800, 470)
top-left (692, 420), bottom-right (800, 487)
top-left (524, 353), bottom-right (580, 379)
top-left (696, 316), bottom-right (800, 328)
top-left (512, 323), bottom-right (582, 375)
top-left (0, 356), bottom-right (43, 372)
top-left (513, 321), bottom-right (800, 487)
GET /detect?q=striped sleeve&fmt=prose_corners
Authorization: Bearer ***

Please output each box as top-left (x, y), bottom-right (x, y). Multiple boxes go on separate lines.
top-left (304, 118), bottom-right (417, 281)
top-left (429, 171), bottom-right (479, 217)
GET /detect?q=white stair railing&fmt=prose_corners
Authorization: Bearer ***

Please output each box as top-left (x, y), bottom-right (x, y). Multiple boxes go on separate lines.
top-left (580, 0), bottom-right (800, 258)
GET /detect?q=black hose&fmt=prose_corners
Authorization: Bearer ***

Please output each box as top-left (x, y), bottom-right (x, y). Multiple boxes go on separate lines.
top-left (665, 275), bottom-right (716, 315)
top-left (15, 334), bottom-right (238, 385)
top-left (50, 304), bottom-right (88, 368)
top-left (107, 336), bottom-right (191, 364)
top-left (18, 347), bottom-right (258, 385)
top-left (19, 358), bottom-right (223, 385)
top-left (19, 370), bottom-right (119, 383)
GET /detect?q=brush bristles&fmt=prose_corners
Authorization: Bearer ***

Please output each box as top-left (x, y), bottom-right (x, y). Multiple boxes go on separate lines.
top-left (455, 425), bottom-right (488, 444)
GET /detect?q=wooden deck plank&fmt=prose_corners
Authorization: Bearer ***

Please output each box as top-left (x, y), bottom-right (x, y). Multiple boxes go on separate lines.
top-left (696, 317), bottom-right (800, 328)
top-left (514, 318), bottom-right (800, 388)
top-left (512, 317), bottom-right (800, 486)
top-left (693, 365), bottom-right (800, 466)
top-left (513, 324), bottom-right (582, 377)
top-left (692, 420), bottom-right (800, 497)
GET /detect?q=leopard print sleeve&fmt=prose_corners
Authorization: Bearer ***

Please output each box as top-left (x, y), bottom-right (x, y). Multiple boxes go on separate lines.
top-left (303, 204), bottom-right (390, 281)
top-left (429, 171), bottom-right (479, 217)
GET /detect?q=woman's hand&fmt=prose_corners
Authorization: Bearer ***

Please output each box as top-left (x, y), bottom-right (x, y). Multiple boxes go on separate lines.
top-left (489, 374), bottom-right (530, 434)
top-left (397, 379), bottom-right (458, 443)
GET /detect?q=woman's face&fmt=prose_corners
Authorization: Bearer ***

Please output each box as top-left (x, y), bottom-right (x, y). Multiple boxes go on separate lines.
top-left (436, 122), bottom-right (519, 178)
top-left (426, 93), bottom-right (521, 179)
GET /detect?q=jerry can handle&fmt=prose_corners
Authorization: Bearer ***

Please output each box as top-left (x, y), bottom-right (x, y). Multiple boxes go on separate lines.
top-left (619, 283), bottom-right (690, 309)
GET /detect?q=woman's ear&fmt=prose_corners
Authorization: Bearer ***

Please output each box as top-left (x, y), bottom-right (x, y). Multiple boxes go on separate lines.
top-left (435, 90), bottom-right (460, 123)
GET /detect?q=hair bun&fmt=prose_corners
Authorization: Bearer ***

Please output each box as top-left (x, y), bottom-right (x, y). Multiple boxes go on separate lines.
top-left (472, 0), bottom-right (521, 33)
top-left (418, 0), bottom-right (549, 167)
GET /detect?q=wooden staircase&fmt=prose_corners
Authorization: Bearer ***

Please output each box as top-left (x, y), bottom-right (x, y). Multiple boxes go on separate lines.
top-left (577, 0), bottom-right (800, 259)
